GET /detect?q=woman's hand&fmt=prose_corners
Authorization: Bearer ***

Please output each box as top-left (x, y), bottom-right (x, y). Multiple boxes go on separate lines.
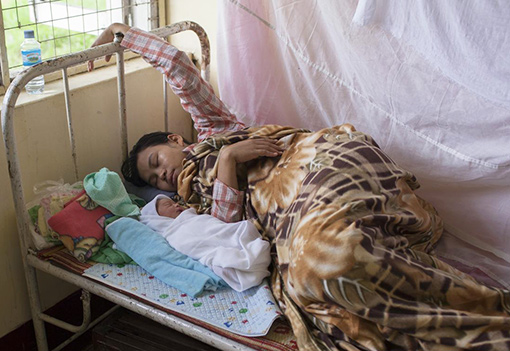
top-left (217, 138), bottom-right (283, 190)
top-left (87, 23), bottom-right (131, 71)
top-left (222, 138), bottom-right (284, 164)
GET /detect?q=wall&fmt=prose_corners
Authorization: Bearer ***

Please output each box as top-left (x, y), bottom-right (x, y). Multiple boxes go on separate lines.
top-left (0, 0), bottom-right (218, 339)
top-left (167, 0), bottom-right (220, 94)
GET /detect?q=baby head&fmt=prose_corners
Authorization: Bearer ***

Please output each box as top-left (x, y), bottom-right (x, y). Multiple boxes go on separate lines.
top-left (156, 197), bottom-right (185, 218)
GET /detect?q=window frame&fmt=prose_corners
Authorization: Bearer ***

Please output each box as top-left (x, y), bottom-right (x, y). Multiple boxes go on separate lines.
top-left (0, 0), bottom-right (164, 94)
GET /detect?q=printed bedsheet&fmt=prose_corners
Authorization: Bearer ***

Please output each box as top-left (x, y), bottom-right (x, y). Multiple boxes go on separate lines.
top-left (84, 263), bottom-right (282, 336)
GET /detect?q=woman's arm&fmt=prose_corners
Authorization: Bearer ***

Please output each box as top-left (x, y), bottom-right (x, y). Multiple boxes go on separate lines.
top-left (211, 179), bottom-right (244, 223)
top-left (89, 23), bottom-right (245, 142)
top-left (217, 138), bottom-right (283, 190)
top-left (211, 138), bottom-right (283, 222)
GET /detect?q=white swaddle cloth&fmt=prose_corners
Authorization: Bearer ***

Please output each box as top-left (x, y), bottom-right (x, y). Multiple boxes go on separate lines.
top-left (139, 195), bottom-right (271, 291)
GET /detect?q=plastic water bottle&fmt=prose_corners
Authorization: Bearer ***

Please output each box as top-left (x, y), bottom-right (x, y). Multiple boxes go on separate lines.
top-left (20, 30), bottom-right (45, 94)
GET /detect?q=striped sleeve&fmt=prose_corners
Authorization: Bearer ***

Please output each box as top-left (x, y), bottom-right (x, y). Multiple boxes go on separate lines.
top-left (211, 179), bottom-right (244, 223)
top-left (122, 27), bottom-right (245, 142)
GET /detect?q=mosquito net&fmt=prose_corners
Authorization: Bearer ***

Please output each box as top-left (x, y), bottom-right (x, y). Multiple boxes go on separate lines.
top-left (217, 0), bottom-right (510, 288)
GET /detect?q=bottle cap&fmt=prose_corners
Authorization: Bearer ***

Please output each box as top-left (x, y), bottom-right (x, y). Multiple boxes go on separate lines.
top-left (24, 30), bottom-right (35, 39)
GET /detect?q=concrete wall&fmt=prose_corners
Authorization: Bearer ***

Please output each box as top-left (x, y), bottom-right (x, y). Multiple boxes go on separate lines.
top-left (0, 0), bottom-right (218, 338)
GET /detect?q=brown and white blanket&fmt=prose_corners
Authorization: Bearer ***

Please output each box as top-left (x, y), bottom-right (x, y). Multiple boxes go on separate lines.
top-left (178, 124), bottom-right (510, 351)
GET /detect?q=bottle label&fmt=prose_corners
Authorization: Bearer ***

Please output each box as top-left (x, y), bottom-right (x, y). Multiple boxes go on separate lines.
top-left (21, 49), bottom-right (42, 66)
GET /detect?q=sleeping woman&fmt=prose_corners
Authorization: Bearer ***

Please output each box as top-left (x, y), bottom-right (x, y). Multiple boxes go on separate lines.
top-left (90, 23), bottom-right (510, 351)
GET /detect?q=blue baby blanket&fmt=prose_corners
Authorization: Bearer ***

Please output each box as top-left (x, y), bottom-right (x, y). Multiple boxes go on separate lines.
top-left (106, 217), bottom-right (225, 297)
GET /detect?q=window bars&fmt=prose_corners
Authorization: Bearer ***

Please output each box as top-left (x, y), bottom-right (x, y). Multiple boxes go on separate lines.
top-left (0, 0), bottom-right (159, 86)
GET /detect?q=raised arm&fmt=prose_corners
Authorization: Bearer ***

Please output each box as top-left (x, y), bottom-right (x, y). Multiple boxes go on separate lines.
top-left (90, 23), bottom-right (245, 142)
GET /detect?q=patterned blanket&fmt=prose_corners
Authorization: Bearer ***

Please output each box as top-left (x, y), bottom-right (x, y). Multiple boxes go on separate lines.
top-left (178, 124), bottom-right (510, 351)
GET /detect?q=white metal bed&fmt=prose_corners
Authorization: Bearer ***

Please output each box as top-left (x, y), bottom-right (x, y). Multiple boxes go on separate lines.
top-left (2, 22), bottom-right (293, 351)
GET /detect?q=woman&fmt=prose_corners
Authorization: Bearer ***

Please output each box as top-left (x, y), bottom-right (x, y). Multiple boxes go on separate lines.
top-left (91, 23), bottom-right (282, 223)
top-left (91, 24), bottom-right (510, 351)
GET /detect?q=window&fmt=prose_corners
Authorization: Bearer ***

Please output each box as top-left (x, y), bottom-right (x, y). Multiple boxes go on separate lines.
top-left (0, 0), bottom-right (161, 89)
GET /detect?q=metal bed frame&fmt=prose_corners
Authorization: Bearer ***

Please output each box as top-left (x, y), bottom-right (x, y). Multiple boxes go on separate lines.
top-left (2, 21), bottom-right (253, 351)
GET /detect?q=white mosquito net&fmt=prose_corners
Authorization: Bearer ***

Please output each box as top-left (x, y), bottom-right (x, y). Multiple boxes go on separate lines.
top-left (216, 0), bottom-right (510, 288)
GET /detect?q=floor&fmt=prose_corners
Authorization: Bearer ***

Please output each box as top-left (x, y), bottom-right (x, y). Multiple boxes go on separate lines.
top-left (3, 293), bottom-right (220, 351)
top-left (89, 308), bottom-right (221, 351)
top-left (0, 292), bottom-right (115, 351)
top-left (27, 309), bottom-right (221, 351)
top-left (61, 331), bottom-right (95, 351)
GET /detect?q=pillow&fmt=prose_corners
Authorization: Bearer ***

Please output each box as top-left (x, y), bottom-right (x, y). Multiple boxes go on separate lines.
top-left (123, 181), bottom-right (175, 203)
top-left (48, 190), bottom-right (113, 262)
top-left (26, 180), bottom-right (84, 250)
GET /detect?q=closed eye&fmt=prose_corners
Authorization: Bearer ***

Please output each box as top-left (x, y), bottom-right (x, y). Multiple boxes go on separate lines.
top-left (147, 153), bottom-right (158, 187)
top-left (149, 152), bottom-right (158, 168)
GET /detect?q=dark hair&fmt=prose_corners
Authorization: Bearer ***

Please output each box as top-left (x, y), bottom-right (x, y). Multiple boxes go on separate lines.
top-left (121, 131), bottom-right (191, 187)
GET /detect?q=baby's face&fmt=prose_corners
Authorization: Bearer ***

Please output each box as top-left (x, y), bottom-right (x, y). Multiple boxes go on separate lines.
top-left (156, 198), bottom-right (185, 218)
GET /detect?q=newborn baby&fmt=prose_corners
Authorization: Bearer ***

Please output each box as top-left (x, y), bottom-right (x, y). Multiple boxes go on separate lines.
top-left (139, 195), bottom-right (271, 291)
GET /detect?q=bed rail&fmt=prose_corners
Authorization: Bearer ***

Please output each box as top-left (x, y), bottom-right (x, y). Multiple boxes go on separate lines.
top-left (0, 21), bottom-right (247, 351)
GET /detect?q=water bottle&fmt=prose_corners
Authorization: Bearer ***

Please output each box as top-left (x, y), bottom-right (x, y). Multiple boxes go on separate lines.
top-left (20, 30), bottom-right (45, 94)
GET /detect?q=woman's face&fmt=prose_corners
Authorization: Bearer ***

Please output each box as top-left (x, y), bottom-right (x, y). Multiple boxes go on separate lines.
top-left (136, 135), bottom-right (187, 191)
